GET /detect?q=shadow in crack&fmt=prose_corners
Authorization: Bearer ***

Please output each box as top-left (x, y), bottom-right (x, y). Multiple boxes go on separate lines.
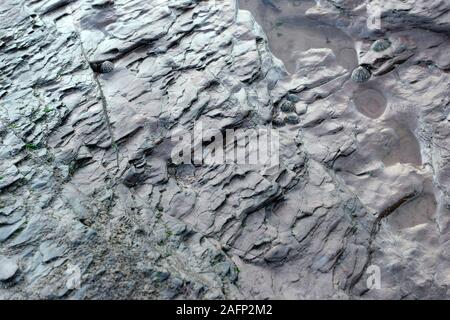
top-left (386, 192), bottom-right (437, 230)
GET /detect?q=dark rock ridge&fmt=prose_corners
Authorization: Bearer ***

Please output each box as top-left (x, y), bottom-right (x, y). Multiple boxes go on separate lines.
top-left (0, 0), bottom-right (449, 299)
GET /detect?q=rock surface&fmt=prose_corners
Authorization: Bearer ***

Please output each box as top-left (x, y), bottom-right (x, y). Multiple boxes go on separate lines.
top-left (0, 256), bottom-right (18, 281)
top-left (0, 0), bottom-right (449, 299)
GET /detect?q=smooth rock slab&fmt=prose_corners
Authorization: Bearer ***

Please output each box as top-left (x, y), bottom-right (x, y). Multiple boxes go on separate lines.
top-left (0, 165), bottom-right (22, 190)
top-left (264, 244), bottom-right (290, 262)
top-left (0, 256), bottom-right (18, 281)
top-left (39, 241), bottom-right (66, 263)
top-left (0, 218), bottom-right (25, 242)
top-left (352, 88), bottom-right (387, 119)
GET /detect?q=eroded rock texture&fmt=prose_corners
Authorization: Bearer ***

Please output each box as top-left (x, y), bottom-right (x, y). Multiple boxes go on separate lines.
top-left (0, 0), bottom-right (449, 299)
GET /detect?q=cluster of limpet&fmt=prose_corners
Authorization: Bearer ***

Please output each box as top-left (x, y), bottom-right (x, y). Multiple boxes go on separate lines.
top-left (272, 94), bottom-right (301, 126)
top-left (350, 39), bottom-right (392, 83)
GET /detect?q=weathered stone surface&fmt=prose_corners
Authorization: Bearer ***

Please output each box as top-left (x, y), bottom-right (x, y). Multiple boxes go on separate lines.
top-left (0, 256), bottom-right (18, 281)
top-left (0, 0), bottom-right (448, 299)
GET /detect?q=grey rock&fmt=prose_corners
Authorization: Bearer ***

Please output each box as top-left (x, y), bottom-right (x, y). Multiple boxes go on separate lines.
top-left (0, 256), bottom-right (18, 281)
top-left (151, 270), bottom-right (170, 283)
top-left (214, 262), bottom-right (231, 276)
top-left (264, 245), bottom-right (290, 262)
top-left (39, 241), bottom-right (66, 263)
top-left (0, 165), bottom-right (22, 190)
top-left (122, 166), bottom-right (145, 187)
top-left (0, 0), bottom-right (448, 300)
top-left (295, 102), bottom-right (307, 115)
top-left (0, 218), bottom-right (25, 242)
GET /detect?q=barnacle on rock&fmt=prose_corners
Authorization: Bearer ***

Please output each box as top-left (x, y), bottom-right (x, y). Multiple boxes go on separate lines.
top-left (280, 101), bottom-right (295, 113)
top-left (351, 66), bottom-right (371, 83)
top-left (371, 39), bottom-right (391, 52)
top-left (100, 61), bottom-right (114, 73)
top-left (287, 94), bottom-right (300, 102)
top-left (285, 113), bottom-right (299, 124)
